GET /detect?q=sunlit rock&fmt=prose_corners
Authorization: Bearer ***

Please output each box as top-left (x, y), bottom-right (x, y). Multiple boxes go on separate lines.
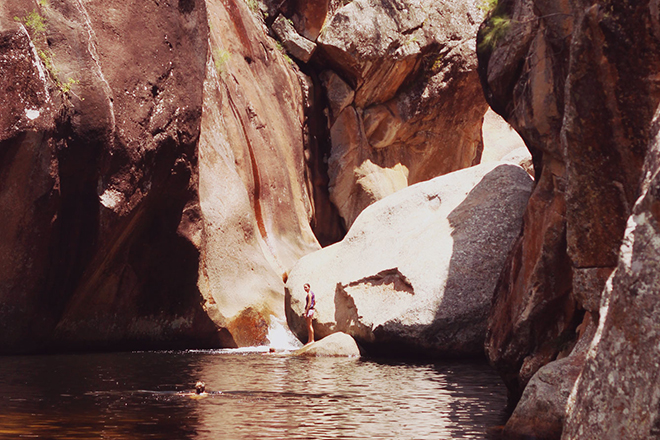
top-left (0, 0), bottom-right (322, 352)
top-left (293, 331), bottom-right (360, 357)
top-left (316, 0), bottom-right (489, 228)
top-left (286, 162), bottom-right (533, 357)
top-left (272, 14), bottom-right (316, 63)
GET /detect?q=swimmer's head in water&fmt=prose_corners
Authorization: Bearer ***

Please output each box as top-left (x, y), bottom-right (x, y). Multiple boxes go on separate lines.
top-left (195, 381), bottom-right (206, 394)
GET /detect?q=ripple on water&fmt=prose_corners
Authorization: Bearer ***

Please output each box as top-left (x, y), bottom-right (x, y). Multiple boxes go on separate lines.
top-left (0, 351), bottom-right (507, 439)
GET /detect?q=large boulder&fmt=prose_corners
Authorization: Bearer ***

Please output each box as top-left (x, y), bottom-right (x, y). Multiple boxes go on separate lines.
top-left (478, 0), bottom-right (660, 407)
top-left (313, 0), bottom-right (488, 228)
top-left (285, 162), bottom-right (533, 357)
top-left (293, 331), bottom-right (360, 357)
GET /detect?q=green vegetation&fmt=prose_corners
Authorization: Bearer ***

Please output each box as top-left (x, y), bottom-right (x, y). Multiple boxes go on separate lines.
top-left (38, 49), bottom-right (56, 75)
top-left (477, 0), bottom-right (513, 51)
top-left (15, 10), bottom-right (46, 35)
top-left (478, 0), bottom-right (498, 13)
top-left (38, 48), bottom-right (81, 97)
top-left (60, 78), bottom-right (79, 94)
top-left (214, 49), bottom-right (231, 75)
top-left (274, 41), bottom-right (293, 66)
top-left (431, 54), bottom-right (444, 73)
top-left (479, 15), bottom-right (511, 51)
top-left (16, 9), bottom-right (80, 98)
top-left (245, 0), bottom-right (260, 13)
top-left (38, 0), bottom-right (49, 7)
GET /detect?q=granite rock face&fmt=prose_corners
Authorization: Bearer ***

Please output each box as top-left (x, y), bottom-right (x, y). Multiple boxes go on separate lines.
top-left (0, 0), bottom-right (323, 352)
top-left (285, 163), bottom-right (532, 356)
top-left (271, 14), bottom-right (316, 63)
top-left (561, 109), bottom-right (660, 440)
top-left (198, 0), bottom-right (321, 347)
top-left (477, 0), bottom-right (660, 437)
top-left (313, 0), bottom-right (489, 228)
top-left (478, 0), bottom-right (660, 404)
top-left (1, 0), bottom-right (219, 352)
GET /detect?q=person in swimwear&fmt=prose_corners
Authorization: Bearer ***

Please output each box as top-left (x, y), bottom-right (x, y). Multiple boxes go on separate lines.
top-left (184, 381), bottom-right (209, 399)
top-left (303, 283), bottom-right (315, 345)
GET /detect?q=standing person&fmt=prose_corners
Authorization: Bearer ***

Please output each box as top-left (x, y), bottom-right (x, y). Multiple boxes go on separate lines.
top-left (303, 283), bottom-right (315, 345)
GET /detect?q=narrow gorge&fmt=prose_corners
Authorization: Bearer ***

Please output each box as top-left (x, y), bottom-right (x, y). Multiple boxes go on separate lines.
top-left (1, 0), bottom-right (659, 438)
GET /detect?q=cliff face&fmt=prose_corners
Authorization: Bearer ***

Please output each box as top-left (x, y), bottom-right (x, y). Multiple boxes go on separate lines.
top-left (0, 0), bottom-right (322, 352)
top-left (477, 0), bottom-right (660, 436)
top-left (315, 0), bottom-right (489, 228)
top-left (0, 0), bottom-right (491, 352)
top-left (1, 0), bottom-right (218, 352)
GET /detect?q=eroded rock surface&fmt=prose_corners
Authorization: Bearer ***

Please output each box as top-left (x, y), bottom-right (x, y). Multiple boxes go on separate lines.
top-left (198, 0), bottom-right (321, 347)
top-left (312, 0), bottom-right (489, 228)
top-left (0, 0), bottom-right (322, 352)
top-left (561, 109), bottom-right (660, 440)
top-left (285, 163), bottom-right (532, 356)
top-left (478, 0), bottom-right (660, 406)
top-left (477, 0), bottom-right (660, 437)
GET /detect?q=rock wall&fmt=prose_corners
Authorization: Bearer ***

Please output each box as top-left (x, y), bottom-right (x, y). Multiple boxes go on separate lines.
top-left (1, 0), bottom-right (219, 352)
top-left (270, 0), bottom-right (490, 228)
top-left (0, 0), bottom-right (497, 353)
top-left (0, 0), bottom-right (324, 352)
top-left (563, 109), bottom-right (660, 439)
top-left (477, 0), bottom-right (660, 436)
top-left (318, 0), bottom-right (489, 228)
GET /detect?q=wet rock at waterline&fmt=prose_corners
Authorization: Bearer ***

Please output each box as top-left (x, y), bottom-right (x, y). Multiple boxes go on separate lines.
top-left (502, 354), bottom-right (585, 440)
top-left (478, 0), bottom-right (660, 407)
top-left (285, 163), bottom-right (533, 357)
top-left (502, 317), bottom-right (597, 439)
top-left (294, 332), bottom-right (360, 357)
top-left (0, 0), bottom-right (321, 352)
top-left (315, 0), bottom-right (489, 228)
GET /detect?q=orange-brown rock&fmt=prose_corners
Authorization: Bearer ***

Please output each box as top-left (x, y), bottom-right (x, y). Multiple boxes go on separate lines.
top-left (315, 0), bottom-right (489, 227)
top-left (563, 119), bottom-right (660, 438)
top-left (197, 0), bottom-right (321, 346)
top-left (0, 0), bottom-right (327, 353)
top-left (478, 0), bottom-right (660, 435)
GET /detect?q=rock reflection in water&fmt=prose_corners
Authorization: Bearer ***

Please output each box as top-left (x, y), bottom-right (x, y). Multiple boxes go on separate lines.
top-left (0, 351), bottom-right (506, 439)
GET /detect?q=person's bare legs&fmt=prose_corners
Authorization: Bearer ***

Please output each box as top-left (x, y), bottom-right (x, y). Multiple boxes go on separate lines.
top-left (305, 315), bottom-right (314, 345)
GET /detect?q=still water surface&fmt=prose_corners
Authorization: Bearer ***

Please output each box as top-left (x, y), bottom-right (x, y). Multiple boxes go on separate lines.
top-left (0, 349), bottom-right (507, 439)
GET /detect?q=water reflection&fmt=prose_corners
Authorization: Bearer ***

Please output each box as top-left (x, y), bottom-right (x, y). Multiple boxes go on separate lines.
top-left (0, 351), bottom-right (506, 439)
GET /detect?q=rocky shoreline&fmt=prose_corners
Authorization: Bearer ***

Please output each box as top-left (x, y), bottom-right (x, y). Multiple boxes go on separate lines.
top-left (2, 0), bottom-right (659, 438)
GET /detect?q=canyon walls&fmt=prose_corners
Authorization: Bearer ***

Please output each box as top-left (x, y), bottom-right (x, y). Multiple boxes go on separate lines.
top-left (0, 0), bottom-right (493, 353)
top-left (1, 0), bottom-right (220, 352)
top-left (478, 0), bottom-right (660, 437)
top-left (0, 0), bottom-right (322, 352)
